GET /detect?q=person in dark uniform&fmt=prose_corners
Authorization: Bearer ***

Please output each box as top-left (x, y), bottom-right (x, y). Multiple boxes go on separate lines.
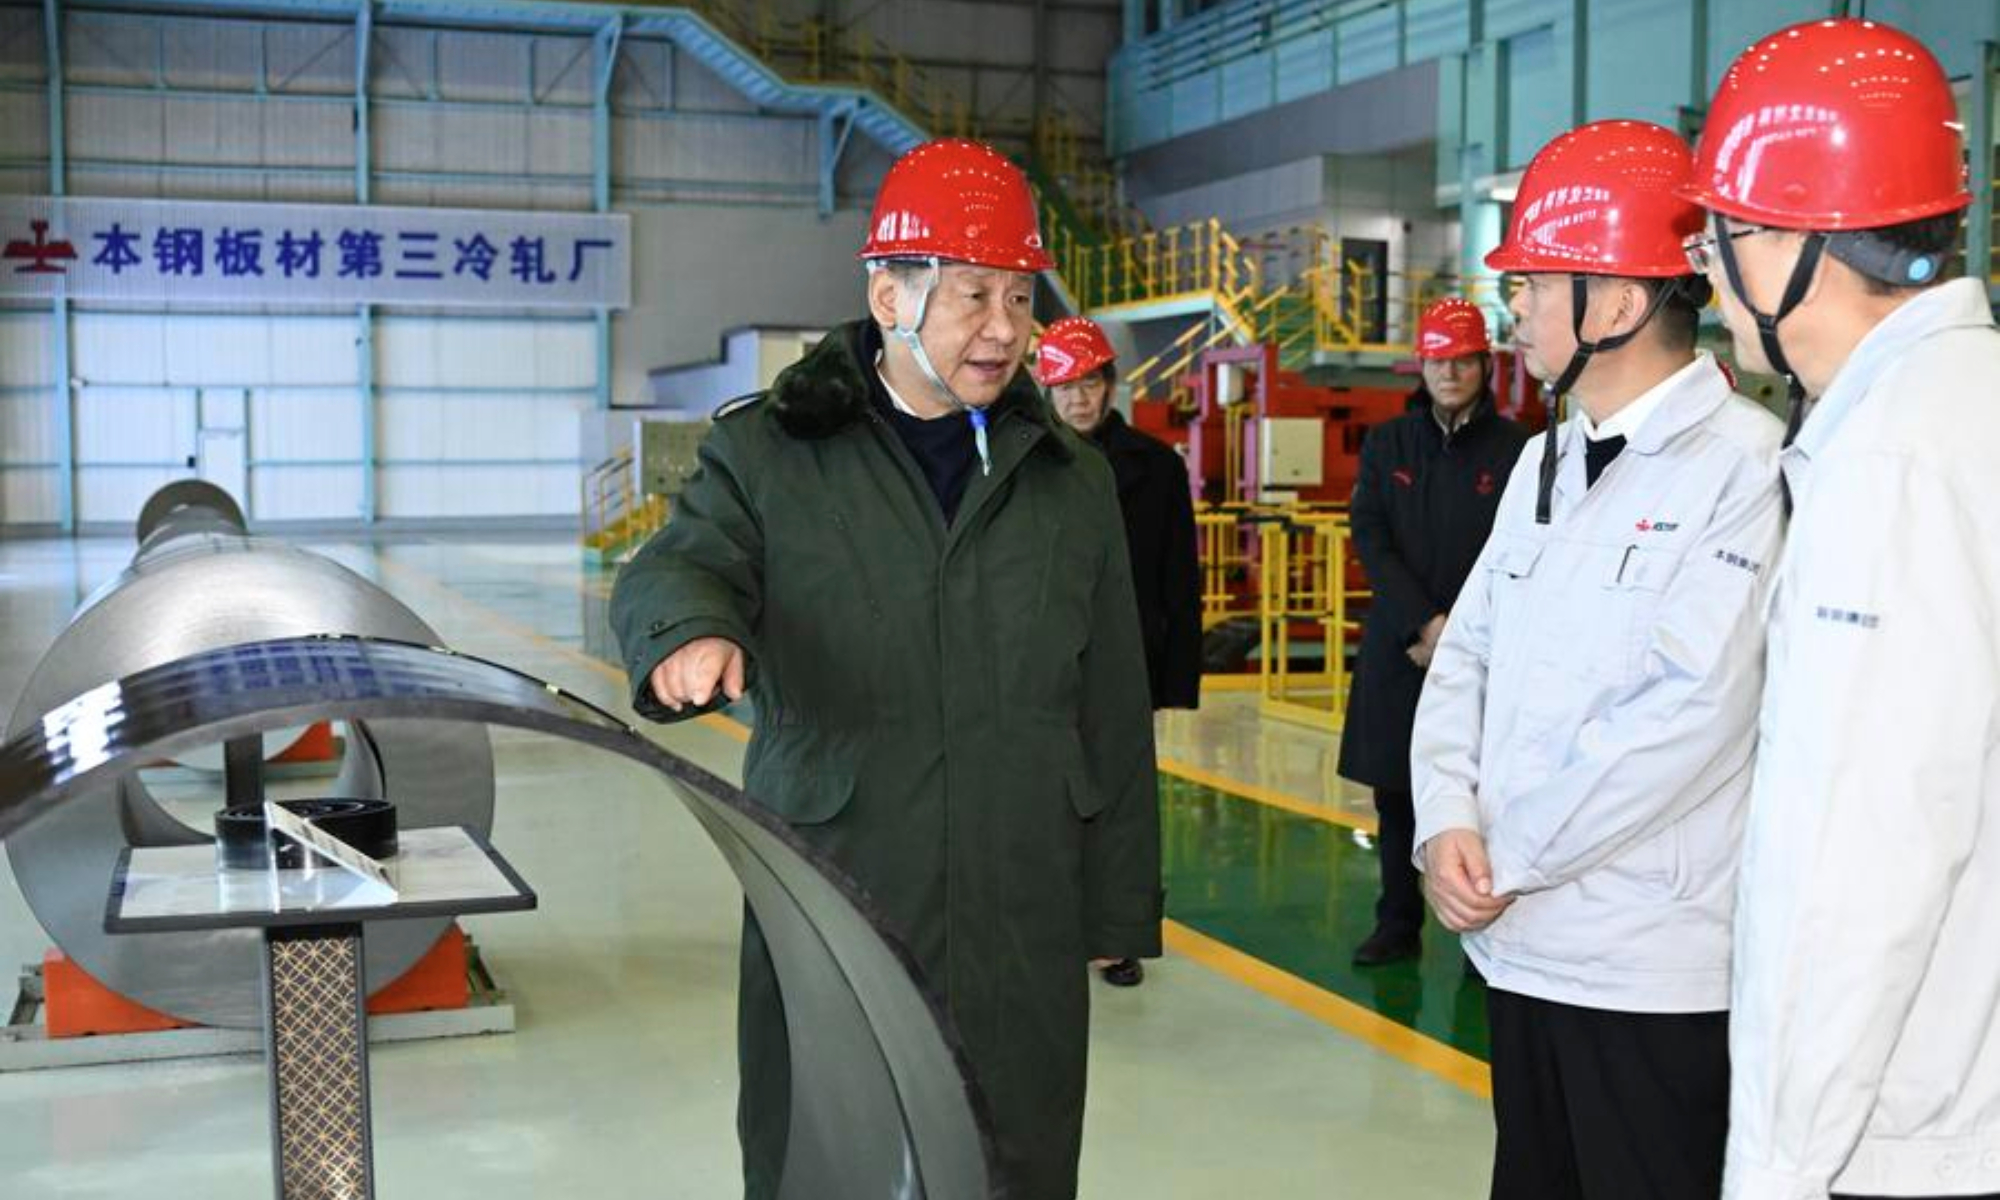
top-left (1039, 315), bottom-right (1202, 988)
top-left (612, 140), bottom-right (1160, 1200)
top-left (1339, 298), bottom-right (1527, 966)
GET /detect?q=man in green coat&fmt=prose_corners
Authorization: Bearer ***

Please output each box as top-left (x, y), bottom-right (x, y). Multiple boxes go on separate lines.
top-left (611, 138), bottom-right (1163, 1200)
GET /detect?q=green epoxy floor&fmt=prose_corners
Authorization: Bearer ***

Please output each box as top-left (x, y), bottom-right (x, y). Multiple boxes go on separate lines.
top-left (1160, 775), bottom-right (1490, 1060)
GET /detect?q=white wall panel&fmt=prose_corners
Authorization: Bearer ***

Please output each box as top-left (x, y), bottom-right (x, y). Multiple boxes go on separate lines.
top-left (0, 313), bottom-right (56, 385)
top-left (0, 7), bottom-right (43, 83)
top-left (77, 466), bottom-right (186, 524)
top-left (376, 318), bottom-right (592, 389)
top-left (265, 24), bottom-right (355, 94)
top-left (0, 168), bottom-right (47, 197)
top-left (530, 37), bottom-right (596, 106)
top-left (251, 389), bottom-right (362, 463)
top-left (0, 95), bottom-right (48, 162)
top-left (0, 470), bottom-right (59, 524)
top-left (67, 14), bottom-right (160, 87)
top-left (74, 312), bottom-right (169, 383)
top-left (378, 391), bottom-right (580, 461)
top-left (377, 463), bottom-right (574, 519)
top-left (436, 31), bottom-right (531, 104)
top-left (0, 392), bottom-right (59, 464)
top-left (251, 464), bottom-right (363, 521)
top-left (75, 385), bottom-right (193, 464)
top-left (162, 18), bottom-right (262, 90)
top-left (68, 93), bottom-right (165, 163)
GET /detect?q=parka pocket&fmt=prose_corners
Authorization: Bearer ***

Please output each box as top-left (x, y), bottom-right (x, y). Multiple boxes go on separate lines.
top-left (1065, 762), bottom-right (1108, 819)
top-left (1043, 727), bottom-right (1108, 819)
top-left (742, 728), bottom-right (860, 826)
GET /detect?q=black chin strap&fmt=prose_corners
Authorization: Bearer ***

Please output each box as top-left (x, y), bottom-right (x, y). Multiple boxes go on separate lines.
top-left (1534, 275), bottom-right (1683, 525)
top-left (1716, 228), bottom-right (1824, 514)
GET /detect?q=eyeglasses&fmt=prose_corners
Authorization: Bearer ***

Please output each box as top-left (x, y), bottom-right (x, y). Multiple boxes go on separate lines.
top-left (1682, 226), bottom-right (1773, 274)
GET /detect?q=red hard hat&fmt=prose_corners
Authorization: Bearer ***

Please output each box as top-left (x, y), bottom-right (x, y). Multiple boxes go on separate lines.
top-left (1415, 298), bottom-right (1491, 359)
top-left (1680, 19), bottom-right (1970, 230)
top-left (859, 138), bottom-right (1054, 272)
top-left (1486, 121), bottom-right (1704, 278)
top-left (1034, 316), bottom-right (1116, 386)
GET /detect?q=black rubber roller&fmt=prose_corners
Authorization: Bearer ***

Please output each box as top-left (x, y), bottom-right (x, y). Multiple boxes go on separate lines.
top-left (215, 799), bottom-right (399, 871)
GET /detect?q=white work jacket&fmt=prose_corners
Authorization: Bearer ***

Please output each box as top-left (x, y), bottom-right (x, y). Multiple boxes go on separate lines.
top-left (1412, 353), bottom-right (1785, 1012)
top-left (1725, 278), bottom-right (2000, 1200)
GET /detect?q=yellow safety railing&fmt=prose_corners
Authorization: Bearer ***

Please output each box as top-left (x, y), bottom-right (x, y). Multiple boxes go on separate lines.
top-left (1256, 514), bottom-right (1361, 733)
top-left (1195, 506), bottom-right (1256, 629)
top-left (1094, 216), bottom-right (1524, 390)
top-left (582, 449), bottom-right (668, 559)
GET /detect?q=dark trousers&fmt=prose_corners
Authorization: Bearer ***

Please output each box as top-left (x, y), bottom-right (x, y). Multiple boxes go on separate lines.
top-left (1373, 787), bottom-right (1424, 937)
top-left (1486, 987), bottom-right (1729, 1200)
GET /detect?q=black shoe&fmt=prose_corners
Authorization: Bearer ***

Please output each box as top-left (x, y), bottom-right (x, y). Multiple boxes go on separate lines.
top-left (1098, 958), bottom-right (1145, 988)
top-left (1352, 927), bottom-right (1422, 967)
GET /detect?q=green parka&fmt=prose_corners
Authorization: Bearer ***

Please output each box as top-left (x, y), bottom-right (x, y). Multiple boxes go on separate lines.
top-left (610, 320), bottom-right (1163, 1200)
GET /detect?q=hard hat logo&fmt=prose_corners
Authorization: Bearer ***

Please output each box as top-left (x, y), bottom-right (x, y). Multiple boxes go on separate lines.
top-left (859, 138), bottom-right (1054, 273)
top-left (1681, 19), bottom-right (1970, 230)
top-left (1414, 298), bottom-right (1491, 360)
top-left (1488, 121), bottom-right (1704, 279)
top-left (1033, 316), bottom-right (1115, 387)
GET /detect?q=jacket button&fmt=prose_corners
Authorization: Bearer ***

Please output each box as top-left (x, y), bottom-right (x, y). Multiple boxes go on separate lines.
top-left (649, 620), bottom-right (667, 634)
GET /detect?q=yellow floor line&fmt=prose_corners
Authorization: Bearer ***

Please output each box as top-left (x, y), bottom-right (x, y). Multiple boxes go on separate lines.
top-left (1164, 920), bottom-right (1491, 1099)
top-left (1156, 757), bottom-right (1377, 836)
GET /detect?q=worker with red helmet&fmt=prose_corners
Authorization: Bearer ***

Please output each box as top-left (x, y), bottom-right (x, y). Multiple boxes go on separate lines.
top-left (611, 139), bottom-right (1161, 1200)
top-left (1035, 315), bottom-right (1200, 990)
top-left (1036, 315), bottom-right (1202, 710)
top-left (1338, 297), bottom-right (1527, 967)
top-left (1410, 120), bottom-right (1786, 1198)
top-left (1679, 21), bottom-right (2000, 1200)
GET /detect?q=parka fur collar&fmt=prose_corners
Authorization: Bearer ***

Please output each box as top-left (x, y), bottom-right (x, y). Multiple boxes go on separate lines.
top-left (768, 320), bottom-right (1071, 460)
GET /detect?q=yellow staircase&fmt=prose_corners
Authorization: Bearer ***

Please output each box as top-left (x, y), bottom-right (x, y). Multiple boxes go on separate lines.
top-left (583, 449), bottom-right (669, 565)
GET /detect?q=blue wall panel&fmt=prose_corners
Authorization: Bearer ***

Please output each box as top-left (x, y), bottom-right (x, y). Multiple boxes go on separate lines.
top-left (1587, 0), bottom-right (1695, 133)
top-left (1221, 50), bottom-right (1276, 122)
top-left (1505, 24), bottom-right (1564, 166)
top-left (1337, 5), bottom-right (1403, 82)
top-left (1405, 0), bottom-right (1472, 61)
top-left (1274, 29), bottom-right (1335, 105)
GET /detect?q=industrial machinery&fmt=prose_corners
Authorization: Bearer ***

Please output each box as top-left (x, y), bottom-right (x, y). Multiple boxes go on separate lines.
top-left (0, 482), bottom-right (997, 1196)
top-left (0, 636), bottom-right (993, 1199)
top-left (5, 480), bottom-right (493, 1029)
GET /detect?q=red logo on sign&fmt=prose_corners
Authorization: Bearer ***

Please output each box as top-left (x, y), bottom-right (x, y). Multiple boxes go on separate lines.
top-left (1476, 470), bottom-right (1496, 496)
top-left (1637, 519), bottom-right (1652, 532)
top-left (1392, 469), bottom-right (1415, 488)
top-left (3, 221), bottom-right (78, 275)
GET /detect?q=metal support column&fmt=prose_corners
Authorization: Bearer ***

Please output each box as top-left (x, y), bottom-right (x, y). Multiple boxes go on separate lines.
top-left (593, 16), bottom-right (622, 410)
top-left (44, 0), bottom-right (74, 533)
top-left (818, 103), bottom-right (857, 220)
top-left (355, 3), bottom-right (376, 521)
top-left (1971, 42), bottom-right (1997, 294)
top-left (1570, 0), bottom-right (1589, 126)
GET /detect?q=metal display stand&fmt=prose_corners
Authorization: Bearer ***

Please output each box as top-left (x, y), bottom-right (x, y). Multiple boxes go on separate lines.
top-left (106, 826), bottom-right (535, 1199)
